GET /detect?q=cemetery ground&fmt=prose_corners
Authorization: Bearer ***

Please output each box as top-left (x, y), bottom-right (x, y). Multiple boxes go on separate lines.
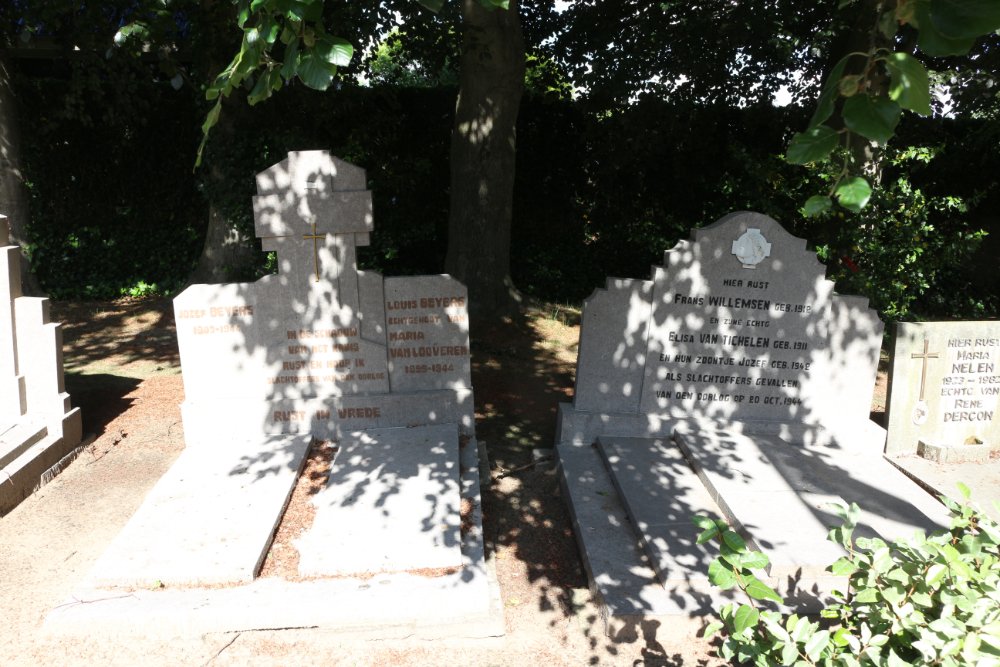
top-left (1, 297), bottom-right (723, 666)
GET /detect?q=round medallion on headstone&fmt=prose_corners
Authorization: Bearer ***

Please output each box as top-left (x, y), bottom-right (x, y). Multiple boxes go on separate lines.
top-left (731, 228), bottom-right (772, 268)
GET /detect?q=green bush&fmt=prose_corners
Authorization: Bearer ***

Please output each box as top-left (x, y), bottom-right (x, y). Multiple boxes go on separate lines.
top-left (696, 485), bottom-right (1000, 666)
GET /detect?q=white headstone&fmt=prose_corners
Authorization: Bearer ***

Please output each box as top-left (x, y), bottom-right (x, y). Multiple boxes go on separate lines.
top-left (0, 214), bottom-right (83, 515)
top-left (886, 321), bottom-right (1000, 458)
top-left (174, 151), bottom-right (474, 444)
top-left (563, 211), bottom-right (884, 447)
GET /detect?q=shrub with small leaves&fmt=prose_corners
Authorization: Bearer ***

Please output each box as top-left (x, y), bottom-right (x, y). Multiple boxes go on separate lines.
top-left (696, 482), bottom-right (1000, 666)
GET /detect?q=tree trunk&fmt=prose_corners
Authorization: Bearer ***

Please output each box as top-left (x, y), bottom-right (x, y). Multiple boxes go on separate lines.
top-left (188, 0), bottom-right (256, 285)
top-left (0, 50), bottom-right (42, 295)
top-left (188, 123), bottom-right (257, 285)
top-left (444, 0), bottom-right (525, 322)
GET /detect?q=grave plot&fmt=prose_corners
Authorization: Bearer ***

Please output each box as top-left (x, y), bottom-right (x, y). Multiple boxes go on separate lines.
top-left (556, 211), bottom-right (949, 637)
top-left (884, 321), bottom-right (1000, 519)
top-left (50, 153), bottom-right (499, 639)
top-left (0, 214), bottom-right (82, 516)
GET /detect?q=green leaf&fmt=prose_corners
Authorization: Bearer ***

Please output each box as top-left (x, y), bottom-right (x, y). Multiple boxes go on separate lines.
top-left (930, 0), bottom-right (1000, 39)
top-left (879, 9), bottom-right (899, 39)
top-left (721, 530), bottom-right (747, 553)
top-left (855, 586), bottom-right (879, 603)
top-left (297, 53), bottom-right (335, 90)
top-left (702, 620), bottom-right (723, 638)
top-left (315, 36), bottom-right (354, 68)
top-left (835, 176), bottom-right (872, 212)
top-left (957, 481), bottom-right (971, 500)
top-left (201, 99), bottom-right (222, 135)
top-left (786, 125), bottom-right (840, 164)
top-left (281, 39), bottom-right (300, 80)
top-left (745, 576), bottom-right (784, 603)
top-left (927, 562), bottom-right (948, 587)
top-left (741, 550), bottom-right (770, 570)
top-left (829, 557), bottom-right (859, 576)
top-left (708, 559), bottom-right (738, 590)
top-left (914, 0), bottom-right (978, 56)
top-left (692, 515), bottom-right (718, 532)
top-left (418, 0), bottom-right (446, 10)
top-left (809, 56), bottom-right (850, 128)
top-left (805, 629), bottom-right (831, 661)
top-left (479, 0), bottom-right (510, 8)
top-left (781, 641), bottom-right (798, 665)
top-left (696, 527), bottom-right (718, 544)
top-left (733, 604), bottom-right (760, 635)
top-left (884, 52), bottom-right (932, 116)
top-left (802, 195), bottom-right (833, 217)
top-left (842, 94), bottom-right (902, 145)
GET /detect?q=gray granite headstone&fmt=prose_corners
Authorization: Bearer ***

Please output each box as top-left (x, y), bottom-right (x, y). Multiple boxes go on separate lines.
top-left (564, 211), bottom-right (884, 447)
top-left (174, 151), bottom-right (475, 444)
top-left (886, 321), bottom-right (1000, 457)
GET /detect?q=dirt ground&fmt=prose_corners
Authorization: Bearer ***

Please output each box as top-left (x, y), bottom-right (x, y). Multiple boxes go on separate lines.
top-left (0, 298), bottom-right (732, 666)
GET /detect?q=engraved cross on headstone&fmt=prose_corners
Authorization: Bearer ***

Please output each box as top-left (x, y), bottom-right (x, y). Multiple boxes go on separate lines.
top-left (911, 338), bottom-right (939, 401)
top-left (251, 151), bottom-right (374, 312)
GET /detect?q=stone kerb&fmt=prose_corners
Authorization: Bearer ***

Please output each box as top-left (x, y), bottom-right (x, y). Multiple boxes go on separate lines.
top-left (0, 214), bottom-right (83, 515)
top-left (174, 151), bottom-right (474, 444)
top-left (562, 211), bottom-right (884, 448)
top-left (886, 321), bottom-right (1000, 457)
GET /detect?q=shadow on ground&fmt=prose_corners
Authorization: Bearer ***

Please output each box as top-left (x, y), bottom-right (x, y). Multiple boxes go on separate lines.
top-left (471, 305), bottom-right (701, 664)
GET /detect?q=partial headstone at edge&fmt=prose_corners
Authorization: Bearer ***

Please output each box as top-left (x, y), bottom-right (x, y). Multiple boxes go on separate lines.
top-left (0, 214), bottom-right (83, 516)
top-left (886, 321), bottom-right (1000, 461)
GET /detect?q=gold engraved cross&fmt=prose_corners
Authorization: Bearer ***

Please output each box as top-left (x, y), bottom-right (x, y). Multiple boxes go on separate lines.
top-left (302, 221), bottom-right (325, 282)
top-left (911, 338), bottom-right (939, 401)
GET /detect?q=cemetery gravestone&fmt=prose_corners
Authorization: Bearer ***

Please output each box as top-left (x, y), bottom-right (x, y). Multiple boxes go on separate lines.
top-left (73, 153), bottom-right (497, 636)
top-left (556, 211), bottom-right (948, 636)
top-left (0, 214), bottom-right (83, 515)
top-left (886, 321), bottom-right (1000, 462)
top-left (174, 152), bottom-right (473, 440)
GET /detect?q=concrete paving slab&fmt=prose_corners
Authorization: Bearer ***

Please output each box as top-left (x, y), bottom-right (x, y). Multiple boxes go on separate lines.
top-left (596, 437), bottom-right (718, 588)
top-left (46, 564), bottom-right (503, 641)
top-left (84, 434), bottom-right (310, 587)
top-left (296, 423), bottom-right (462, 577)
top-left (889, 455), bottom-right (1000, 522)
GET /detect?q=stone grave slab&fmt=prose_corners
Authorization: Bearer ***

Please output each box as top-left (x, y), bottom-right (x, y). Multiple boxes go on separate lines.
top-left (886, 321), bottom-right (1000, 459)
top-left (594, 437), bottom-right (718, 589)
top-left (673, 426), bottom-right (946, 583)
top-left (84, 434), bottom-right (310, 587)
top-left (297, 424), bottom-right (463, 577)
top-left (0, 214), bottom-right (82, 516)
top-left (555, 211), bottom-right (944, 636)
top-left (556, 440), bottom-right (725, 630)
top-left (47, 422), bottom-right (501, 640)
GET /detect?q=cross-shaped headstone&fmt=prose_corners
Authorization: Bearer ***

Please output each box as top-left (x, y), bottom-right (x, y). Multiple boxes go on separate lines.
top-left (251, 151), bottom-right (373, 311)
